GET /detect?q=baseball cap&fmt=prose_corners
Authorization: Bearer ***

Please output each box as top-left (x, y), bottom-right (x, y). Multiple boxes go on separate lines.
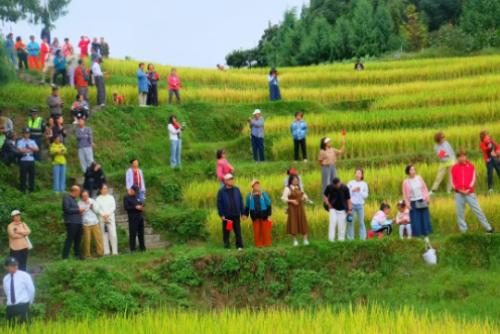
top-left (30, 108), bottom-right (39, 114)
top-left (224, 173), bottom-right (234, 181)
top-left (11, 210), bottom-right (21, 217)
top-left (253, 109), bottom-right (261, 115)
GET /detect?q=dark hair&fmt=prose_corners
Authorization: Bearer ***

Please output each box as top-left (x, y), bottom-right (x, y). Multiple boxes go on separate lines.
top-left (288, 174), bottom-right (300, 188)
top-left (320, 137), bottom-right (328, 150)
top-left (147, 63), bottom-right (154, 70)
top-left (397, 200), bottom-right (406, 209)
top-left (76, 93), bottom-right (82, 100)
top-left (139, 62), bottom-right (144, 68)
top-left (216, 149), bottom-right (225, 160)
top-left (78, 59), bottom-right (84, 65)
top-left (434, 131), bottom-right (445, 143)
top-left (479, 130), bottom-right (489, 141)
top-left (16, 36), bottom-right (21, 42)
top-left (295, 112), bottom-right (303, 117)
top-left (99, 183), bottom-right (108, 193)
top-left (168, 115), bottom-right (176, 124)
top-left (81, 190), bottom-right (89, 197)
top-left (456, 149), bottom-right (467, 158)
top-left (64, 38), bottom-right (69, 41)
top-left (355, 168), bottom-right (364, 180)
top-left (332, 177), bottom-right (341, 186)
top-left (130, 158), bottom-right (138, 164)
top-left (269, 68), bottom-right (277, 76)
top-left (405, 164), bottom-right (414, 175)
top-left (52, 86), bottom-right (59, 92)
top-left (380, 202), bottom-right (391, 211)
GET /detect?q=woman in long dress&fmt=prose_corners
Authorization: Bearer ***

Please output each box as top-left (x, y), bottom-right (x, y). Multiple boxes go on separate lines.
top-left (282, 174), bottom-right (309, 246)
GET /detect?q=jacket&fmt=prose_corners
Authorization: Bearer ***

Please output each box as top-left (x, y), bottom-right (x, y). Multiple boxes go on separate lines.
top-left (216, 159), bottom-right (233, 182)
top-left (126, 168), bottom-right (146, 192)
top-left (290, 120), bottom-right (307, 140)
top-left (27, 42), bottom-right (40, 56)
top-left (84, 167), bottom-right (106, 191)
top-left (62, 194), bottom-right (82, 224)
top-left (217, 186), bottom-right (243, 218)
top-left (451, 161), bottom-right (476, 193)
top-left (123, 195), bottom-right (144, 221)
top-left (54, 56), bottom-right (66, 71)
top-left (7, 222), bottom-right (31, 251)
top-left (480, 139), bottom-right (500, 162)
top-left (49, 142), bottom-right (67, 165)
top-left (137, 69), bottom-right (149, 93)
top-left (74, 67), bottom-right (89, 88)
top-left (47, 95), bottom-right (63, 116)
top-left (27, 117), bottom-right (45, 137)
top-left (244, 191), bottom-right (272, 221)
top-left (168, 75), bottom-right (181, 90)
top-left (402, 176), bottom-right (430, 205)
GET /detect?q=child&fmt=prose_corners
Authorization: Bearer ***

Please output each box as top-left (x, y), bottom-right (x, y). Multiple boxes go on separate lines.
top-left (368, 203), bottom-right (393, 239)
top-left (395, 200), bottom-right (411, 239)
top-left (113, 92), bottom-right (125, 105)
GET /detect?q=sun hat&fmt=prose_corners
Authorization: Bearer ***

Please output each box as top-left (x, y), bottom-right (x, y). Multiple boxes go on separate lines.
top-left (253, 109), bottom-right (261, 115)
top-left (10, 210), bottom-right (21, 217)
top-left (251, 179), bottom-right (260, 187)
top-left (224, 173), bottom-right (234, 181)
top-left (324, 137), bottom-right (331, 144)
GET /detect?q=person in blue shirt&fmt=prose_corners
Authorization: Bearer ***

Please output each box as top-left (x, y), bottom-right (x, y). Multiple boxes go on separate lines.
top-left (16, 128), bottom-right (39, 193)
top-left (53, 50), bottom-right (67, 86)
top-left (137, 63), bottom-right (149, 107)
top-left (27, 35), bottom-right (40, 70)
top-left (290, 112), bottom-right (308, 162)
top-left (5, 33), bottom-right (16, 67)
top-left (268, 68), bottom-right (281, 101)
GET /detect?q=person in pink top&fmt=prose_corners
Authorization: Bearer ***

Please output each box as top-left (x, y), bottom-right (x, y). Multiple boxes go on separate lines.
top-left (402, 164), bottom-right (432, 240)
top-left (78, 36), bottom-right (91, 58)
top-left (216, 149), bottom-right (234, 185)
top-left (62, 38), bottom-right (73, 58)
top-left (168, 68), bottom-right (181, 104)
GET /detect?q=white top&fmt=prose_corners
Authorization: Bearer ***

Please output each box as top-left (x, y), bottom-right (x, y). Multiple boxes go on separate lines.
top-left (78, 198), bottom-right (99, 226)
top-left (168, 124), bottom-right (181, 141)
top-left (95, 194), bottom-right (116, 224)
top-left (281, 185), bottom-right (309, 203)
top-left (91, 62), bottom-right (103, 76)
top-left (347, 180), bottom-right (369, 205)
top-left (3, 271), bottom-right (35, 306)
top-left (409, 177), bottom-right (423, 201)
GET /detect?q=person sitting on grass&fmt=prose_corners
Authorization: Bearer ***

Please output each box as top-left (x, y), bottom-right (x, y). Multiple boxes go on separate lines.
top-left (112, 92), bottom-right (125, 105)
top-left (368, 203), bottom-right (393, 239)
top-left (395, 200), bottom-right (411, 239)
top-left (71, 94), bottom-right (90, 124)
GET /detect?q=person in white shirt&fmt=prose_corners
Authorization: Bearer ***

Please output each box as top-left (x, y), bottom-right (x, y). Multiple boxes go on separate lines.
top-left (78, 190), bottom-right (104, 258)
top-left (3, 257), bottom-right (35, 325)
top-left (167, 115), bottom-right (184, 168)
top-left (92, 58), bottom-right (105, 106)
top-left (347, 168), bottom-right (369, 240)
top-left (94, 184), bottom-right (118, 255)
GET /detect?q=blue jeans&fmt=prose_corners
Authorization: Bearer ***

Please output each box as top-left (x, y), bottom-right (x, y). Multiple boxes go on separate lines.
top-left (170, 139), bottom-right (182, 168)
top-left (137, 191), bottom-right (146, 203)
top-left (348, 204), bottom-right (366, 240)
top-left (251, 135), bottom-right (264, 161)
top-left (52, 164), bottom-right (66, 192)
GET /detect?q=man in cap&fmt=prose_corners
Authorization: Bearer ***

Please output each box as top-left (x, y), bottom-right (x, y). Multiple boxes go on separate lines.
top-left (62, 185), bottom-right (84, 259)
top-left (16, 128), bottom-right (39, 193)
top-left (26, 108), bottom-right (45, 161)
top-left (3, 257), bottom-right (35, 325)
top-left (216, 174), bottom-right (244, 249)
top-left (248, 109), bottom-right (265, 162)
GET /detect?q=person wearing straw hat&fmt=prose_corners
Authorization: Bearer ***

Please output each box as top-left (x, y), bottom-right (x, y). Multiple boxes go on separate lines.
top-left (7, 210), bottom-right (31, 272)
top-left (248, 109), bottom-right (265, 162)
top-left (318, 136), bottom-right (345, 194)
top-left (217, 174), bottom-right (244, 249)
top-left (244, 179), bottom-right (273, 247)
top-left (3, 257), bottom-right (35, 326)
top-left (16, 127), bottom-right (39, 193)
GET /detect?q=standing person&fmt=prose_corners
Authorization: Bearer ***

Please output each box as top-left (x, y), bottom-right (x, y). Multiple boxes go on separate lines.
top-left (44, 117), bottom-right (54, 147)
top-left (92, 58), bottom-right (106, 106)
top-left (324, 177), bottom-right (352, 242)
top-left (290, 112), bottom-right (307, 162)
top-left (430, 132), bottom-right (456, 195)
top-left (16, 128), bottom-right (39, 193)
top-left (216, 149), bottom-right (234, 185)
top-left (244, 180), bottom-right (272, 247)
top-left (100, 37), bottom-right (110, 58)
top-left (95, 184), bottom-right (118, 255)
top-left (126, 159), bottom-right (146, 202)
top-left (26, 35), bottom-right (41, 70)
top-left (74, 60), bottom-right (89, 101)
top-left (347, 168), bottom-right (369, 240)
top-left (248, 109), bottom-right (265, 162)
top-left (354, 59), bottom-right (365, 71)
top-left (167, 115), bottom-right (183, 168)
top-left (168, 68), bottom-right (181, 104)
top-left (479, 130), bottom-right (500, 194)
top-left (49, 135), bottom-right (67, 193)
top-left (51, 116), bottom-right (67, 143)
top-left (268, 68), bottom-right (281, 101)
top-left (39, 37), bottom-right (50, 68)
top-left (395, 200), bottom-right (411, 239)
top-left (0, 109), bottom-right (14, 134)
top-left (282, 174), bottom-right (310, 246)
top-left (217, 174), bottom-right (244, 249)
top-left (62, 185), bottom-right (84, 259)
top-left (83, 162), bottom-right (106, 198)
top-left (53, 50), bottom-right (67, 86)
top-left (284, 168), bottom-right (304, 189)
top-left (402, 165), bottom-right (432, 242)
top-left (318, 136), bottom-right (345, 194)
top-left (75, 118), bottom-right (95, 173)
top-left (62, 38), bottom-right (73, 58)
top-left (451, 151), bottom-right (494, 233)
top-left (91, 38), bottom-right (101, 57)
top-left (78, 190), bottom-right (104, 258)
top-left (136, 63), bottom-right (148, 107)
top-left (7, 210), bottom-right (31, 271)
top-left (51, 37), bottom-right (60, 53)
top-left (41, 49), bottom-right (55, 84)
top-left (78, 36), bottom-right (91, 58)
top-left (3, 257), bottom-right (35, 326)
top-left (26, 108), bottom-right (45, 161)
top-left (15, 36), bottom-right (28, 70)
top-left (146, 64), bottom-right (160, 106)
top-left (5, 33), bottom-right (16, 67)
top-left (47, 86), bottom-right (64, 120)
top-left (41, 25), bottom-right (51, 43)
top-left (124, 185), bottom-right (146, 252)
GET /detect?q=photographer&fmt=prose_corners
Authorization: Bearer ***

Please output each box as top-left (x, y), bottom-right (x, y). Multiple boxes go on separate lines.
top-left (167, 115), bottom-right (185, 168)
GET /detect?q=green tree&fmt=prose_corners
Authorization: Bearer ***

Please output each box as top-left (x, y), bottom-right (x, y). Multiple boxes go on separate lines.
top-left (401, 4), bottom-right (428, 51)
top-left (0, 0), bottom-right (71, 28)
top-left (309, 0), bottom-right (352, 25)
top-left (278, 21), bottom-right (305, 66)
top-left (331, 17), bottom-right (353, 60)
top-left (298, 16), bottom-right (332, 64)
top-left (350, 0), bottom-right (376, 57)
top-left (419, 0), bottom-right (462, 31)
top-left (460, 0), bottom-right (500, 48)
top-left (373, 1), bottom-right (395, 54)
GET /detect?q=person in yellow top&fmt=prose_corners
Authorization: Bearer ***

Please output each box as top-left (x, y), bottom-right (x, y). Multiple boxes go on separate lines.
top-left (318, 136), bottom-right (345, 194)
top-left (7, 210), bottom-right (31, 271)
top-left (50, 135), bottom-right (67, 193)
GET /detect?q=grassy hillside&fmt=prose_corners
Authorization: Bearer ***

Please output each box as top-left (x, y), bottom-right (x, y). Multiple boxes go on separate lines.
top-left (0, 54), bottom-right (499, 326)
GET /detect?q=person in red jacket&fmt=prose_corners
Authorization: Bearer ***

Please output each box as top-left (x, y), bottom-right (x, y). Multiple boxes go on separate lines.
top-left (451, 150), bottom-right (494, 233)
top-left (78, 36), bottom-right (91, 58)
top-left (168, 68), bottom-right (181, 104)
top-left (479, 130), bottom-right (500, 194)
top-left (74, 59), bottom-right (89, 101)
top-left (40, 37), bottom-right (50, 67)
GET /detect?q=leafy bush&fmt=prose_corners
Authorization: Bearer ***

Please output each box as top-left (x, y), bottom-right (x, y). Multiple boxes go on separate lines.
top-left (148, 206), bottom-right (208, 242)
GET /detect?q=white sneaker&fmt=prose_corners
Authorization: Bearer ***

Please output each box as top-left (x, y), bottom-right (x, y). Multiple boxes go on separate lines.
top-left (237, 248), bottom-right (243, 251)
top-left (429, 191), bottom-right (434, 197)
top-left (488, 189), bottom-right (494, 195)
top-left (303, 159), bottom-right (308, 163)
top-left (303, 239), bottom-right (310, 246)
top-left (293, 239), bottom-right (299, 247)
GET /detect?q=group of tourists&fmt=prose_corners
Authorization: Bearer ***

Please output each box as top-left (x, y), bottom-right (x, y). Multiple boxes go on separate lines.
top-left (136, 64), bottom-right (182, 107)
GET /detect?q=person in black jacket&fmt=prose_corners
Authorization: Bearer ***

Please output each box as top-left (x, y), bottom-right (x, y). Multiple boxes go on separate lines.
top-left (1, 132), bottom-right (21, 166)
top-left (123, 185), bottom-right (146, 252)
top-left (216, 174), bottom-right (244, 249)
top-left (83, 162), bottom-right (106, 198)
top-left (62, 185), bottom-right (84, 259)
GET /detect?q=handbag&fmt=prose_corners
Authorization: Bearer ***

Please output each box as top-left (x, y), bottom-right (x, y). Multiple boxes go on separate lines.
top-left (25, 236), bottom-right (33, 250)
top-left (415, 200), bottom-right (428, 209)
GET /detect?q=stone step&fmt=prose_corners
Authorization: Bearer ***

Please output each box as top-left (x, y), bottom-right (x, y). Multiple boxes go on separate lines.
top-left (147, 240), bottom-right (170, 250)
top-left (145, 234), bottom-right (161, 243)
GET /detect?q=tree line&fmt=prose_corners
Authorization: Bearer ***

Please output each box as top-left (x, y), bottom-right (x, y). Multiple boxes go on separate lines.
top-left (225, 0), bottom-right (500, 68)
